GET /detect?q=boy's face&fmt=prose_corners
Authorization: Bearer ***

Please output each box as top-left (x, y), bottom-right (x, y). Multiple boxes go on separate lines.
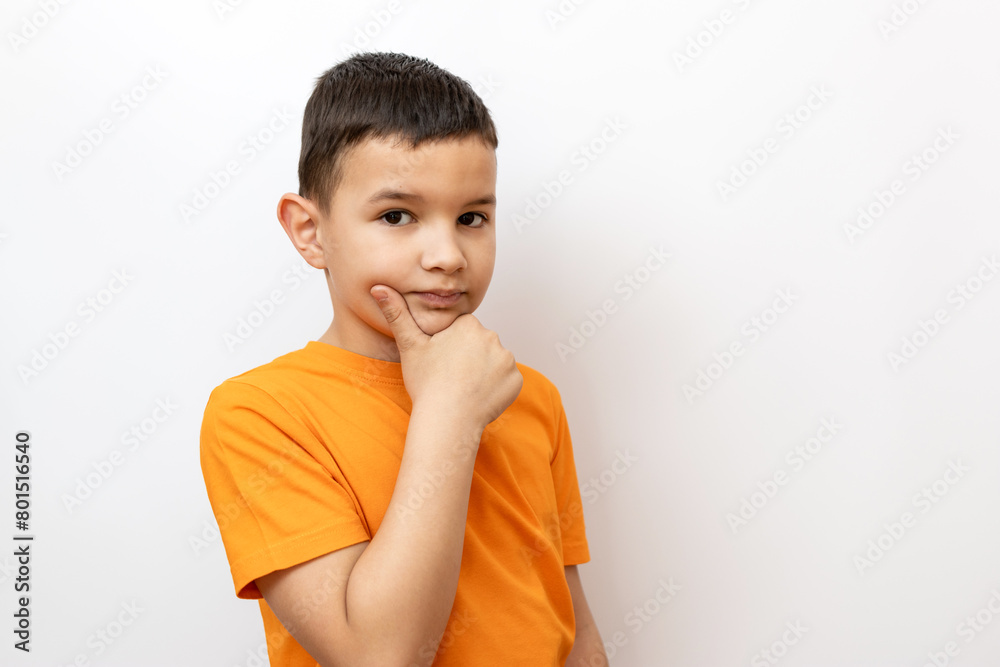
top-left (313, 134), bottom-right (497, 361)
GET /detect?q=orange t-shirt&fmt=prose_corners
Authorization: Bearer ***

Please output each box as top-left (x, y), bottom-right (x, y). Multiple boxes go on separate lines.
top-left (199, 340), bottom-right (590, 666)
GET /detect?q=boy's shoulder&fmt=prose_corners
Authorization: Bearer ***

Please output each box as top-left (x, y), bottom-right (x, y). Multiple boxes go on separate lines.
top-left (217, 343), bottom-right (315, 385)
top-left (513, 360), bottom-right (568, 416)
top-left (202, 343), bottom-right (339, 411)
top-left (227, 344), bottom-right (315, 382)
top-left (514, 360), bottom-right (558, 393)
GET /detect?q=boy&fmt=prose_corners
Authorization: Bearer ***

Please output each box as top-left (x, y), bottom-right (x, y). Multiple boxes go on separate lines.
top-left (200, 52), bottom-right (608, 666)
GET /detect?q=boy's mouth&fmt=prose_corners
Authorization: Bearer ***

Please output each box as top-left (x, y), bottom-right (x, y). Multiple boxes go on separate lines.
top-left (412, 290), bottom-right (463, 307)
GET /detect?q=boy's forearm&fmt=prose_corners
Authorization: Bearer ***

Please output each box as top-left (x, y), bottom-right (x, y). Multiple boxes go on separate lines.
top-left (342, 401), bottom-right (483, 664)
top-left (566, 619), bottom-right (609, 667)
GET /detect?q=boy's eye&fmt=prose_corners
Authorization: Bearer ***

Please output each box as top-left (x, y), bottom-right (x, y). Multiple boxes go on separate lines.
top-left (458, 212), bottom-right (488, 227)
top-left (380, 210), bottom-right (414, 226)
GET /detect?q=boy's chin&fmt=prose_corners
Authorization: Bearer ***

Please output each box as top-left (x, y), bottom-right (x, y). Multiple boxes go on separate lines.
top-left (410, 309), bottom-right (463, 336)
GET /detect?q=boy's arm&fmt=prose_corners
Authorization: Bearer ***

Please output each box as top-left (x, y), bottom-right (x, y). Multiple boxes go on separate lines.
top-left (257, 405), bottom-right (483, 666)
top-left (564, 565), bottom-right (609, 667)
top-left (256, 285), bottom-right (522, 667)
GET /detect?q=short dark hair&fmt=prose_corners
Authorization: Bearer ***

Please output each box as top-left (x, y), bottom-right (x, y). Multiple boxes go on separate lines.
top-left (298, 52), bottom-right (499, 215)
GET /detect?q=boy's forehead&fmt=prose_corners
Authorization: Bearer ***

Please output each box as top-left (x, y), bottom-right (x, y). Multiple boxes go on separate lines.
top-left (339, 134), bottom-right (496, 197)
top-left (350, 133), bottom-right (494, 163)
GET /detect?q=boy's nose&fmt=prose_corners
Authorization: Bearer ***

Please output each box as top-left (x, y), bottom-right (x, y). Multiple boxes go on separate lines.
top-left (419, 224), bottom-right (467, 272)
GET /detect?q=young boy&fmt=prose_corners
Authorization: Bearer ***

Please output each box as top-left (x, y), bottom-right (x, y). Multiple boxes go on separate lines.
top-left (200, 52), bottom-right (608, 666)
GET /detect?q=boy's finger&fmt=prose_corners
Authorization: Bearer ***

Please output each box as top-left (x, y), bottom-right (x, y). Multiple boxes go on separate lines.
top-left (371, 285), bottom-right (424, 349)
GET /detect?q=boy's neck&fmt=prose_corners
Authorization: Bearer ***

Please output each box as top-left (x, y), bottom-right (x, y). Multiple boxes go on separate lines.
top-left (317, 320), bottom-right (402, 364)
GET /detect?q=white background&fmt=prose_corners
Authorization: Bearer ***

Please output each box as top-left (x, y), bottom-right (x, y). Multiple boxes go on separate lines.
top-left (3, 0), bottom-right (1000, 665)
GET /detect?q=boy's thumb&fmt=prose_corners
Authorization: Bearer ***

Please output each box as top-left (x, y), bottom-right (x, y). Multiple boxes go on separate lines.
top-left (371, 285), bottom-right (422, 346)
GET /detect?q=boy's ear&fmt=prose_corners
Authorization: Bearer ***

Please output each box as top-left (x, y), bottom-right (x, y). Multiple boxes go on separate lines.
top-left (276, 193), bottom-right (327, 270)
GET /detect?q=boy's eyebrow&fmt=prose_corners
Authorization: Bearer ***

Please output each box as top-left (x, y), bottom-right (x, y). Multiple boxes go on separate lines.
top-left (366, 188), bottom-right (496, 207)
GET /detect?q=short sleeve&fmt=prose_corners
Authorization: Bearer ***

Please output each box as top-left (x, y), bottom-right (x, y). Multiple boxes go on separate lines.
top-left (199, 380), bottom-right (370, 599)
top-left (548, 387), bottom-right (591, 566)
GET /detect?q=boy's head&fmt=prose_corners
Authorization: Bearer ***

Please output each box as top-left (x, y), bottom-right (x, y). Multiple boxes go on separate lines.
top-left (298, 52), bottom-right (498, 217)
top-left (278, 53), bottom-right (500, 361)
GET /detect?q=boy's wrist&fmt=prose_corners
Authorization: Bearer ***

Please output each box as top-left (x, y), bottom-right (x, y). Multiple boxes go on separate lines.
top-left (410, 400), bottom-right (486, 442)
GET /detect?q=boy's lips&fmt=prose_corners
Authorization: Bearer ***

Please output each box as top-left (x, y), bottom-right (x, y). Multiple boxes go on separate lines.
top-left (416, 289), bottom-right (464, 297)
top-left (412, 290), bottom-right (464, 306)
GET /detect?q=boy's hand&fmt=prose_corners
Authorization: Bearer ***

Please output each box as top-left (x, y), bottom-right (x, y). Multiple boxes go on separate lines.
top-left (371, 284), bottom-right (522, 430)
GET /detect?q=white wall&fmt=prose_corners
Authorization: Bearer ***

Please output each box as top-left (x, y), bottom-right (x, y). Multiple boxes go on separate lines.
top-left (3, 0), bottom-right (1000, 665)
